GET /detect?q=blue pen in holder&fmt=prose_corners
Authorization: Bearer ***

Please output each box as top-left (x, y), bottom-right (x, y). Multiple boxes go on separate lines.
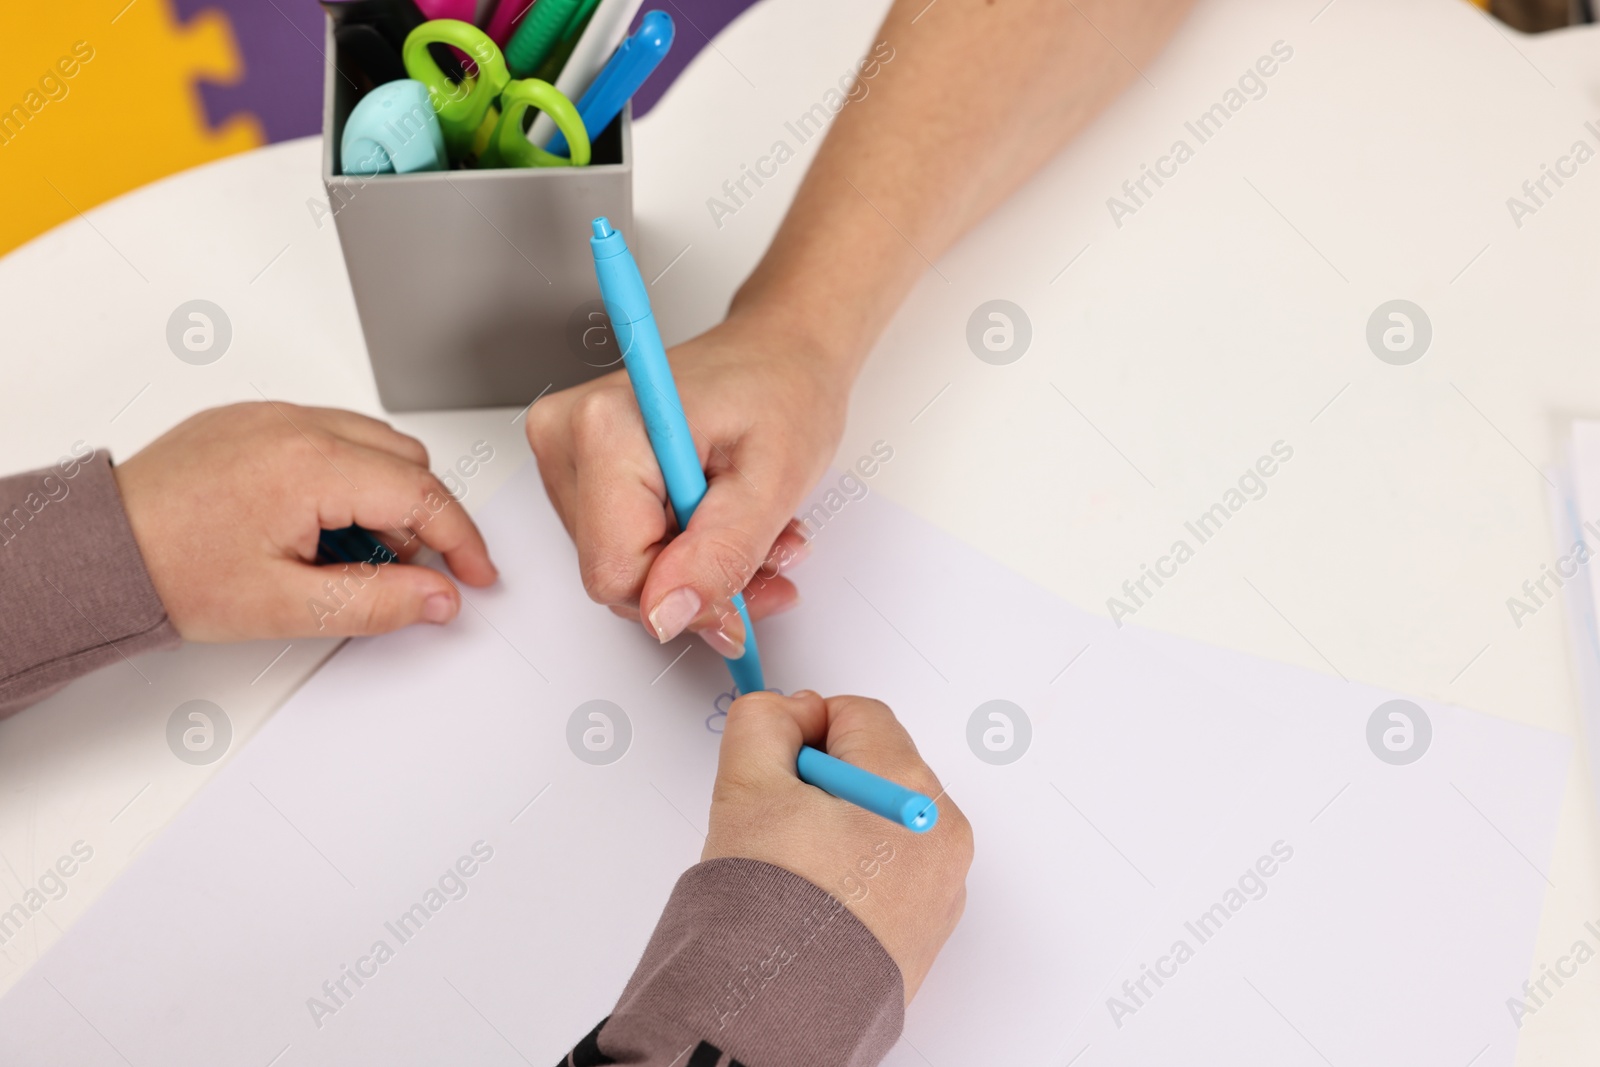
top-left (319, 16), bottom-right (635, 412)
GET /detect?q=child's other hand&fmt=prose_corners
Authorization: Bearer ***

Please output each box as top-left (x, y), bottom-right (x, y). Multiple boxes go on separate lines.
top-left (525, 311), bottom-right (847, 659)
top-left (113, 402), bottom-right (498, 641)
top-left (703, 691), bottom-right (973, 1003)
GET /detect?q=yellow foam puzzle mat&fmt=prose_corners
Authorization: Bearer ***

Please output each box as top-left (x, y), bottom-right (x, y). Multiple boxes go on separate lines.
top-left (0, 1), bottom-right (262, 256)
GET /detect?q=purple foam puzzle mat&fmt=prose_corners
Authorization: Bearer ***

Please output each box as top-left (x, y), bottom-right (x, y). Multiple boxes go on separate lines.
top-left (173, 0), bottom-right (764, 142)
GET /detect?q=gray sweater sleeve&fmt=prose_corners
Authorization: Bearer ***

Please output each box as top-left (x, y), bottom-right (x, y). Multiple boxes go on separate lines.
top-left (0, 451), bottom-right (179, 715)
top-left (566, 857), bottom-right (905, 1067)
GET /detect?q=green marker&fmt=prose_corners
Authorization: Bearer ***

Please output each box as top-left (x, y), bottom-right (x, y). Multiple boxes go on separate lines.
top-left (505, 0), bottom-right (585, 78)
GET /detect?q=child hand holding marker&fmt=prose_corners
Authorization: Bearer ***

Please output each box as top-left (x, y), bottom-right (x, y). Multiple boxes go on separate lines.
top-left (701, 692), bottom-right (973, 1004)
top-left (569, 691), bottom-right (974, 1063)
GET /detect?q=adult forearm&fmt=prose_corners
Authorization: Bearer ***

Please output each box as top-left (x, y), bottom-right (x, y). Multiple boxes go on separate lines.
top-left (731, 0), bottom-right (1194, 372)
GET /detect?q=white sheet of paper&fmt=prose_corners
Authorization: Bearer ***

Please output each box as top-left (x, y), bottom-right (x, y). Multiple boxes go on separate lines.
top-left (1556, 422), bottom-right (1600, 822)
top-left (0, 459), bottom-right (1568, 1065)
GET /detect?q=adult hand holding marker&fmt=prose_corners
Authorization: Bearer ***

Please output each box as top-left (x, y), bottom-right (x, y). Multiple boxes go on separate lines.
top-left (588, 217), bottom-right (938, 831)
top-left (527, 266), bottom-right (841, 662)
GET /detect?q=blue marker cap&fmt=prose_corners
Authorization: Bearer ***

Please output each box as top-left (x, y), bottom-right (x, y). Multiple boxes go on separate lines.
top-left (590, 216), bottom-right (653, 325)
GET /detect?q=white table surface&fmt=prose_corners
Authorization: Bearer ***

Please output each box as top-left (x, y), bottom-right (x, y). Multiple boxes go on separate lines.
top-left (3, 0), bottom-right (1599, 1062)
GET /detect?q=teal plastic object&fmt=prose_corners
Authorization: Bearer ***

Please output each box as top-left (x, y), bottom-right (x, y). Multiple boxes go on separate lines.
top-left (341, 79), bottom-right (448, 176)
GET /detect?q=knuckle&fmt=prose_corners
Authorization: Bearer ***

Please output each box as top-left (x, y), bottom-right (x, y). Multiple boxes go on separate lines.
top-left (416, 469), bottom-right (447, 506)
top-left (942, 805), bottom-right (975, 862)
top-left (394, 498), bottom-right (431, 537)
top-left (217, 400), bottom-right (260, 424)
top-left (267, 402), bottom-right (309, 434)
top-left (711, 764), bottom-right (767, 803)
top-left (350, 580), bottom-right (405, 632)
top-left (569, 387), bottom-right (634, 452)
top-left (525, 400), bottom-right (560, 453)
top-left (698, 533), bottom-right (761, 598)
top-left (835, 693), bottom-right (889, 718)
top-left (343, 597), bottom-right (381, 632)
top-left (278, 431), bottom-right (324, 473)
top-left (580, 551), bottom-right (641, 606)
top-left (355, 604), bottom-right (400, 635)
top-left (314, 567), bottom-right (377, 632)
top-left (315, 429), bottom-right (347, 459)
top-left (730, 690), bottom-right (787, 720)
top-left (287, 415), bottom-right (327, 447)
top-left (882, 751), bottom-right (941, 801)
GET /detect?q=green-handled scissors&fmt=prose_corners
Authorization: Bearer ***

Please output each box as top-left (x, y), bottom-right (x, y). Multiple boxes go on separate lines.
top-left (481, 79), bottom-right (590, 168)
top-left (403, 20), bottom-right (508, 162)
top-left (403, 19), bottom-right (590, 168)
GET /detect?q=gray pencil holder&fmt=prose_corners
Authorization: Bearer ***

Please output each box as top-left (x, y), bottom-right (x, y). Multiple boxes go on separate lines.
top-left (320, 21), bottom-right (632, 412)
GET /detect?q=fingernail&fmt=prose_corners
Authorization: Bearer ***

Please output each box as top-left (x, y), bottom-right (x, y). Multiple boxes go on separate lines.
top-left (648, 587), bottom-right (702, 643)
top-left (779, 539), bottom-right (812, 571)
top-left (794, 689), bottom-right (819, 700)
top-left (423, 593), bottom-right (456, 623)
top-left (695, 625), bottom-right (746, 660)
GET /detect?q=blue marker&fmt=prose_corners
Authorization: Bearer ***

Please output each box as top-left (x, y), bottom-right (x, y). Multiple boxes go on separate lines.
top-left (589, 216), bottom-right (764, 691)
top-left (317, 525), bottom-right (397, 567)
top-left (798, 747), bottom-right (938, 832)
top-left (589, 216), bottom-right (938, 833)
top-left (547, 10), bottom-right (674, 157)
